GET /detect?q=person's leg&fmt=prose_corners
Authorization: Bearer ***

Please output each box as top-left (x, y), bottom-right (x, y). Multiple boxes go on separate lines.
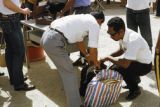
top-left (156, 0), bottom-right (160, 16)
top-left (1, 16), bottom-right (25, 87)
top-left (42, 31), bottom-right (82, 107)
top-left (114, 61), bottom-right (151, 100)
top-left (126, 8), bottom-right (138, 32)
top-left (137, 9), bottom-right (153, 50)
top-left (114, 66), bottom-right (141, 100)
top-left (49, 53), bottom-right (82, 107)
top-left (113, 66), bottom-right (139, 91)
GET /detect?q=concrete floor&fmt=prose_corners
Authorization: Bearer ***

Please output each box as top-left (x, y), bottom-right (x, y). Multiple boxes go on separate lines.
top-left (0, 2), bottom-right (160, 107)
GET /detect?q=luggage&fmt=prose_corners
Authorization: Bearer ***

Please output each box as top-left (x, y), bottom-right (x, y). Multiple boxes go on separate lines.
top-left (79, 62), bottom-right (107, 97)
top-left (84, 69), bottom-right (123, 107)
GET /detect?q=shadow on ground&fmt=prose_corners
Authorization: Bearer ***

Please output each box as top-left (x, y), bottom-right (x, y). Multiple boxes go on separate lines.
top-left (113, 88), bottom-right (160, 107)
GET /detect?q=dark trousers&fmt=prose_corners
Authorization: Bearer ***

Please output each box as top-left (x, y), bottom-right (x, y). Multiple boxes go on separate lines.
top-left (156, 0), bottom-right (160, 16)
top-left (0, 14), bottom-right (25, 88)
top-left (126, 8), bottom-right (153, 49)
top-left (47, 2), bottom-right (68, 19)
top-left (113, 61), bottom-right (152, 91)
top-left (74, 6), bottom-right (91, 14)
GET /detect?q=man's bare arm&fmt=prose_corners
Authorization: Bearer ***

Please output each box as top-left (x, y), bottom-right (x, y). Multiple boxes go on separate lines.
top-left (106, 56), bottom-right (132, 68)
top-left (3, 0), bottom-right (31, 15)
top-left (60, 0), bottom-right (75, 16)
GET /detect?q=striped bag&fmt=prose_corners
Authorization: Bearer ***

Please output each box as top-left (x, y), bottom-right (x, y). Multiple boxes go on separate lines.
top-left (84, 69), bottom-right (123, 107)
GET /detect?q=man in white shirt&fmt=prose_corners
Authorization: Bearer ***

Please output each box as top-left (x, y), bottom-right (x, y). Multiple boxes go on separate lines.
top-left (41, 11), bottom-right (105, 107)
top-left (0, 0), bottom-right (35, 91)
top-left (126, 0), bottom-right (153, 50)
top-left (59, 0), bottom-right (92, 66)
top-left (102, 17), bottom-right (152, 100)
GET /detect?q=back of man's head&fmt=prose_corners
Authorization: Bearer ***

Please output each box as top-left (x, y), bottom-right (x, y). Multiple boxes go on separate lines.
top-left (107, 17), bottom-right (125, 32)
top-left (90, 11), bottom-right (105, 22)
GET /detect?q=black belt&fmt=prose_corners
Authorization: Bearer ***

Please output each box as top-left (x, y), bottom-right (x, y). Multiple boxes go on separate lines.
top-left (49, 26), bottom-right (68, 40)
top-left (74, 5), bottom-right (90, 10)
top-left (49, 27), bottom-right (63, 35)
top-left (0, 13), bottom-right (19, 20)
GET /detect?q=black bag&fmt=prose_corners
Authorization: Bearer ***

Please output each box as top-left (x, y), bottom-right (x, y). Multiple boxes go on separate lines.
top-left (79, 62), bottom-right (107, 97)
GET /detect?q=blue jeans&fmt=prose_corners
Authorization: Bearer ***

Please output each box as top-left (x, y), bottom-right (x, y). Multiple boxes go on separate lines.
top-left (0, 14), bottom-right (25, 88)
top-left (126, 8), bottom-right (153, 49)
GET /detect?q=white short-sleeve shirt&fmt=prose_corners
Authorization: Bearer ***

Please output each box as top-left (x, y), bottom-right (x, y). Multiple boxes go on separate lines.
top-left (126, 0), bottom-right (150, 10)
top-left (120, 28), bottom-right (152, 64)
top-left (0, 0), bottom-right (20, 15)
top-left (50, 14), bottom-right (100, 48)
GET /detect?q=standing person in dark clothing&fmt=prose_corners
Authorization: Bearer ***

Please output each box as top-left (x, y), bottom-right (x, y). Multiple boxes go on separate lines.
top-left (126, 0), bottom-right (153, 51)
top-left (0, 0), bottom-right (35, 91)
top-left (156, 0), bottom-right (160, 16)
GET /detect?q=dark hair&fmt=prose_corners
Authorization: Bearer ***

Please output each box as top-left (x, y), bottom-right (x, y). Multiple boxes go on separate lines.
top-left (90, 11), bottom-right (105, 22)
top-left (107, 17), bottom-right (125, 32)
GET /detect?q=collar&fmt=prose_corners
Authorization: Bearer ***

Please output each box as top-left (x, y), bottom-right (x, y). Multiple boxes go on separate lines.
top-left (121, 28), bottom-right (130, 42)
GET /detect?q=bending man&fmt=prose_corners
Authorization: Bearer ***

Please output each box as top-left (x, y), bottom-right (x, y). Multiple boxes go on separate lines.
top-left (41, 11), bottom-right (104, 107)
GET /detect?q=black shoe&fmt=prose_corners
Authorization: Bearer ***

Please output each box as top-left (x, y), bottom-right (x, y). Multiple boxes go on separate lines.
top-left (73, 57), bottom-right (86, 66)
top-left (0, 72), bottom-right (4, 76)
top-left (14, 83), bottom-right (35, 91)
top-left (126, 87), bottom-right (141, 100)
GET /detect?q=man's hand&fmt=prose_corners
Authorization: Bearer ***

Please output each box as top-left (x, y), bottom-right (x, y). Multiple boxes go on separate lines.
top-left (85, 54), bottom-right (100, 69)
top-left (3, 0), bottom-right (31, 15)
top-left (95, 61), bottom-right (100, 69)
top-left (100, 57), bottom-right (109, 63)
top-left (22, 8), bottom-right (31, 15)
top-left (85, 54), bottom-right (91, 64)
